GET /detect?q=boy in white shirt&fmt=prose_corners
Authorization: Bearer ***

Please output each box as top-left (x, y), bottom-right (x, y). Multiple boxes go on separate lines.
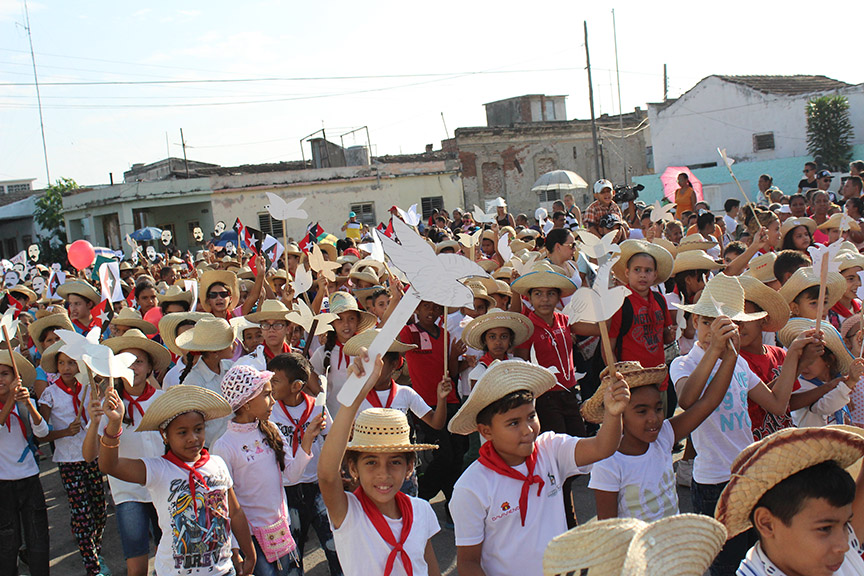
top-left (448, 360), bottom-right (630, 576)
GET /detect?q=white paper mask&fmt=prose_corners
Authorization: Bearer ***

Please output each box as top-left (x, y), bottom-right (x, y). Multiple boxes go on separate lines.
top-left (161, 230), bottom-right (172, 246)
top-left (214, 221), bottom-right (226, 236)
top-left (51, 262), bottom-right (62, 272)
top-left (13, 263), bottom-right (24, 275)
top-left (28, 244), bottom-right (40, 262)
top-left (4, 270), bottom-right (20, 288)
top-left (193, 227), bottom-right (204, 242)
top-left (31, 276), bottom-right (45, 294)
top-left (1, 260), bottom-right (12, 271)
top-left (145, 246), bottom-right (157, 261)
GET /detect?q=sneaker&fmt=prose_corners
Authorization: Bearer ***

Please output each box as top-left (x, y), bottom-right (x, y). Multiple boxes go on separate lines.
top-left (98, 556), bottom-right (111, 576)
top-left (676, 459), bottom-right (693, 487)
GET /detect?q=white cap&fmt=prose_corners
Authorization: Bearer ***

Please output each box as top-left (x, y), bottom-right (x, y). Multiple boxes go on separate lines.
top-left (778, 204), bottom-right (792, 214)
top-left (594, 179), bottom-right (614, 194)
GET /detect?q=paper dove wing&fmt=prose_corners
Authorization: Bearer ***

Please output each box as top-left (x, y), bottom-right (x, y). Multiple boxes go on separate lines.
top-left (0, 308), bottom-right (19, 340)
top-left (497, 234), bottom-right (513, 262)
top-left (717, 147), bottom-right (735, 168)
top-left (367, 229), bottom-right (387, 263)
top-left (312, 313), bottom-right (338, 335)
top-left (265, 193), bottom-right (308, 221)
top-left (394, 204), bottom-right (421, 227)
top-left (650, 200), bottom-right (677, 223)
top-left (314, 375), bottom-right (327, 408)
top-left (840, 214), bottom-right (855, 233)
top-left (510, 252), bottom-right (539, 277)
top-left (55, 328), bottom-right (102, 361)
top-left (577, 230), bottom-right (620, 260)
top-left (563, 259), bottom-right (630, 323)
top-left (309, 245), bottom-right (341, 282)
top-left (286, 300), bottom-right (314, 332)
top-left (458, 229), bottom-right (481, 249)
top-left (472, 204), bottom-right (495, 224)
top-left (530, 345), bottom-right (559, 375)
top-left (82, 348), bottom-right (136, 386)
top-left (858, 271), bottom-right (864, 301)
top-left (808, 242), bottom-right (842, 275)
top-left (291, 264), bottom-right (313, 296)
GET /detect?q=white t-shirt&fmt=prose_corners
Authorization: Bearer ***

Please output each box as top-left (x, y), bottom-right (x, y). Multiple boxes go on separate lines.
top-left (588, 420), bottom-right (678, 522)
top-left (162, 361), bottom-right (184, 389)
top-left (448, 311), bottom-right (485, 399)
top-left (332, 491), bottom-right (440, 576)
top-left (143, 453), bottom-right (234, 576)
top-left (177, 358), bottom-right (233, 446)
top-left (450, 432), bottom-right (592, 576)
top-left (358, 385), bottom-right (431, 419)
top-left (738, 523), bottom-right (864, 576)
top-left (97, 388), bottom-right (165, 504)
top-left (791, 376), bottom-right (852, 428)
top-left (670, 344), bottom-right (761, 484)
top-left (0, 400), bottom-right (49, 480)
top-left (39, 381), bottom-right (88, 463)
top-left (212, 420), bottom-right (312, 530)
top-left (310, 343), bottom-right (351, 417)
top-left (270, 398), bottom-right (331, 485)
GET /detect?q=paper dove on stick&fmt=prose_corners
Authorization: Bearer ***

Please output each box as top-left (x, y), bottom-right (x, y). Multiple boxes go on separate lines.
top-left (457, 228), bottom-right (482, 252)
top-left (577, 230), bottom-right (621, 265)
top-left (808, 242), bottom-right (842, 275)
top-left (563, 258), bottom-right (631, 324)
top-left (0, 308), bottom-right (20, 343)
top-left (286, 300), bottom-right (337, 335)
top-left (649, 200), bottom-right (677, 224)
top-left (291, 264), bottom-right (314, 296)
top-left (55, 328), bottom-right (102, 362)
top-left (394, 204), bottom-right (421, 227)
top-left (497, 233), bottom-right (513, 262)
top-left (472, 204), bottom-right (496, 224)
top-left (308, 245), bottom-right (341, 282)
top-left (265, 193), bottom-right (308, 221)
top-left (718, 147), bottom-right (735, 169)
top-left (82, 346), bottom-right (136, 388)
top-left (509, 252), bottom-right (539, 277)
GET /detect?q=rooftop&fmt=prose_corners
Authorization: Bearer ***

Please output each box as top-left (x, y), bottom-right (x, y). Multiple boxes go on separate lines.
top-left (0, 188), bottom-right (41, 209)
top-left (714, 74), bottom-right (851, 96)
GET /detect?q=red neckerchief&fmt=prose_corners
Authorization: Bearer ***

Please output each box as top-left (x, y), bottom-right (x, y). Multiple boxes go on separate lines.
top-left (121, 385), bottom-right (156, 426)
top-left (0, 400), bottom-right (26, 437)
top-left (72, 318), bottom-right (94, 333)
top-left (334, 340), bottom-right (348, 370)
top-left (831, 299), bottom-right (862, 319)
top-left (478, 353), bottom-right (503, 368)
top-left (54, 378), bottom-right (86, 424)
top-left (162, 448), bottom-right (211, 517)
top-left (353, 487), bottom-right (414, 576)
top-left (366, 380), bottom-right (397, 408)
top-left (263, 341), bottom-right (292, 360)
top-left (477, 441), bottom-right (544, 526)
top-left (278, 394), bottom-right (314, 456)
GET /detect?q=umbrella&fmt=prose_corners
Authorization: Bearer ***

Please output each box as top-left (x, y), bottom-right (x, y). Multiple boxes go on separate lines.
top-left (129, 227), bottom-right (163, 241)
top-left (530, 170), bottom-right (589, 192)
top-left (214, 231), bottom-right (239, 247)
top-left (660, 167), bottom-right (703, 203)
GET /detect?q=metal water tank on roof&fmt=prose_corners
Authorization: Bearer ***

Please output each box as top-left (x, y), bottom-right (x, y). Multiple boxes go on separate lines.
top-left (345, 145), bottom-right (370, 167)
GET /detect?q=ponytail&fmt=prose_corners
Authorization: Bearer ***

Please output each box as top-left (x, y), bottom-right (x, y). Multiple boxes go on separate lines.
top-left (321, 331), bottom-right (337, 374)
top-left (258, 419), bottom-right (286, 471)
top-left (178, 352), bottom-right (197, 385)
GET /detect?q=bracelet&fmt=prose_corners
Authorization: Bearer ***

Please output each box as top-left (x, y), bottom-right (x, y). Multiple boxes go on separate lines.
top-left (103, 427), bottom-right (123, 439)
top-left (99, 436), bottom-right (120, 449)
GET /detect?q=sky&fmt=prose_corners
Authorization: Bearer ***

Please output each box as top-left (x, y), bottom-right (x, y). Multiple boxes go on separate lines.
top-left (1, 0), bottom-right (862, 189)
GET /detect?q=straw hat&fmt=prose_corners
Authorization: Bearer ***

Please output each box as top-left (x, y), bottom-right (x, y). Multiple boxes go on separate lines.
top-left (612, 239), bottom-right (674, 284)
top-left (230, 315), bottom-right (261, 337)
top-left (198, 270), bottom-right (240, 312)
top-left (464, 281), bottom-right (496, 308)
top-left (102, 328), bottom-right (172, 373)
top-left (510, 261), bottom-right (578, 297)
top-left (318, 242), bottom-right (338, 261)
top-left (620, 514), bottom-right (727, 576)
top-left (28, 311), bottom-right (74, 353)
top-left (0, 350), bottom-right (36, 388)
top-left (348, 268), bottom-right (380, 286)
top-left (581, 361), bottom-right (667, 423)
top-left (157, 285), bottom-right (195, 308)
top-left (509, 239), bottom-right (534, 254)
top-left (158, 312), bottom-right (212, 356)
top-left (56, 280), bottom-right (100, 305)
top-left (716, 427), bottom-right (864, 538)
top-left (246, 299), bottom-right (292, 324)
top-left (343, 328), bottom-right (417, 357)
top-left (220, 364), bottom-right (274, 411)
top-left (492, 267), bottom-right (514, 281)
top-left (38, 341), bottom-right (65, 373)
top-left (109, 307), bottom-right (157, 335)
top-left (490, 279), bottom-right (512, 297)
top-left (353, 258), bottom-right (387, 278)
top-left (517, 228), bottom-right (540, 240)
top-left (777, 317), bottom-right (854, 374)
top-left (738, 275), bottom-right (790, 333)
top-left (675, 273), bottom-right (767, 322)
top-left (236, 266), bottom-right (255, 280)
top-left (828, 425), bottom-right (864, 479)
top-left (346, 408), bottom-right (437, 452)
top-left (285, 243), bottom-right (302, 256)
top-left (778, 266), bottom-right (846, 309)
top-left (671, 250), bottom-right (724, 276)
top-left (477, 259), bottom-right (499, 273)
top-left (135, 384), bottom-right (233, 432)
top-left (542, 518), bottom-right (644, 576)
top-left (678, 234), bottom-right (717, 253)
top-left (651, 237), bottom-right (678, 258)
top-left (338, 254), bottom-right (360, 265)
top-left (840, 314), bottom-right (862, 341)
top-left (8, 285), bottom-right (37, 305)
top-left (779, 216), bottom-right (817, 244)
top-left (328, 291), bottom-right (378, 333)
top-left (743, 252), bottom-right (777, 283)
top-left (819, 212), bottom-right (861, 231)
top-left (435, 239), bottom-right (461, 255)
top-left (835, 250), bottom-right (864, 272)
top-left (175, 316), bottom-right (235, 352)
top-left (449, 360), bottom-right (556, 435)
top-left (461, 309), bottom-right (534, 351)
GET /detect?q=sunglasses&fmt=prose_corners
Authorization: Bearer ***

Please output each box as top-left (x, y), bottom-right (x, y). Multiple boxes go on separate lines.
top-left (822, 178), bottom-right (832, 183)
top-left (207, 290), bottom-right (230, 299)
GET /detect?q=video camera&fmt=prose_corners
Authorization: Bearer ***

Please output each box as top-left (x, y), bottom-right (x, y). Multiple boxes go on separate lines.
top-left (613, 183), bottom-right (644, 204)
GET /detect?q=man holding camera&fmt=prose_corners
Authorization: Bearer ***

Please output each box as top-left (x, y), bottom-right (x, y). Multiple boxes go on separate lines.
top-left (584, 179), bottom-right (630, 238)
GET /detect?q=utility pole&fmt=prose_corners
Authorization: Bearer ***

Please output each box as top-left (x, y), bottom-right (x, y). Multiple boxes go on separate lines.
top-left (612, 9), bottom-right (626, 184)
top-left (180, 128), bottom-right (189, 178)
top-left (24, 0), bottom-right (50, 186)
top-left (584, 21), bottom-right (601, 183)
top-left (663, 64), bottom-right (668, 102)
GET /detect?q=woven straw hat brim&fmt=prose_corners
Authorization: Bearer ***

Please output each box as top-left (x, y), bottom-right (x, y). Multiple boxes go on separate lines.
top-left (674, 274), bottom-right (767, 322)
top-left (345, 443), bottom-right (438, 453)
top-left (461, 311), bottom-right (534, 351)
top-left (738, 275), bottom-right (791, 333)
top-left (819, 214), bottom-right (862, 231)
top-left (0, 350), bottom-right (36, 388)
top-left (157, 289), bottom-right (195, 306)
top-left (110, 316), bottom-right (158, 335)
top-left (39, 341), bottom-right (64, 374)
top-left (158, 312), bottom-right (213, 357)
top-left (103, 329), bottom-right (172, 374)
top-left (778, 267), bottom-right (846, 309)
top-left (542, 517), bottom-right (644, 576)
top-left (716, 427), bottom-right (864, 539)
top-left (28, 312), bottom-right (74, 353)
top-left (198, 271), bottom-right (240, 312)
top-left (56, 281), bottom-right (101, 304)
top-left (135, 384), bottom-right (233, 432)
top-left (351, 285), bottom-right (384, 302)
top-left (612, 240), bottom-right (674, 285)
top-left (246, 300), bottom-right (292, 323)
top-left (343, 329), bottom-right (417, 357)
top-left (828, 425), bottom-right (864, 479)
top-left (777, 317), bottom-right (854, 373)
top-left (651, 237), bottom-right (678, 258)
top-left (477, 259), bottom-right (499, 273)
top-left (836, 251), bottom-right (864, 272)
top-left (319, 242), bottom-right (338, 261)
top-left (671, 250), bottom-right (724, 276)
top-left (285, 243), bottom-right (302, 256)
top-left (175, 318), bottom-right (235, 352)
top-left (510, 270), bottom-right (577, 297)
top-left (780, 217), bottom-right (817, 240)
top-left (678, 234), bottom-right (717, 252)
top-left (352, 259), bottom-right (387, 277)
top-left (449, 360), bottom-right (556, 435)
top-left (349, 270), bottom-right (381, 285)
top-left (622, 514), bottom-right (727, 576)
top-left (9, 285), bottom-right (37, 305)
top-left (743, 252), bottom-right (778, 283)
top-left (435, 240), bottom-right (461, 254)
top-left (492, 267), bottom-right (513, 281)
top-left (840, 314), bottom-right (862, 339)
top-left (346, 408), bottom-right (438, 452)
top-left (581, 362), bottom-right (668, 424)
top-left (329, 297), bottom-right (378, 333)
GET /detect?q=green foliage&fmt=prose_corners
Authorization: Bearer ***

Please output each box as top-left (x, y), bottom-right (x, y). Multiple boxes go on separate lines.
top-left (34, 177), bottom-right (77, 263)
top-left (806, 95), bottom-right (854, 171)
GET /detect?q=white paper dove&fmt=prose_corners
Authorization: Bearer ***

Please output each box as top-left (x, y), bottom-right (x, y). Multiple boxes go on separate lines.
top-left (472, 204), bottom-right (495, 224)
top-left (509, 252), bottom-right (540, 277)
top-left (808, 242), bottom-right (842, 275)
top-left (308, 245), bottom-right (341, 282)
top-left (291, 264), bottom-right (314, 296)
top-left (497, 233), bottom-right (513, 262)
top-left (366, 229), bottom-right (387, 263)
top-left (840, 214), bottom-right (855, 233)
top-left (458, 228), bottom-right (482, 251)
top-left (0, 308), bottom-right (20, 341)
top-left (649, 200), bottom-right (677, 224)
top-left (55, 328), bottom-right (102, 361)
top-left (82, 346), bottom-right (136, 387)
top-left (577, 230), bottom-right (621, 265)
top-left (717, 147), bottom-right (735, 169)
top-left (394, 204), bottom-right (421, 227)
top-left (286, 300), bottom-right (337, 335)
top-left (563, 258), bottom-right (631, 324)
top-left (265, 193), bottom-right (308, 221)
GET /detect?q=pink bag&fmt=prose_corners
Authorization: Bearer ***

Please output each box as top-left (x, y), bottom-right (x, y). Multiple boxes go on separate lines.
top-left (251, 504), bottom-right (297, 564)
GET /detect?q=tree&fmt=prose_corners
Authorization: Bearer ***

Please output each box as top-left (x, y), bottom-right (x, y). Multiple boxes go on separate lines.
top-left (34, 177), bottom-right (77, 264)
top-left (806, 95), bottom-right (854, 172)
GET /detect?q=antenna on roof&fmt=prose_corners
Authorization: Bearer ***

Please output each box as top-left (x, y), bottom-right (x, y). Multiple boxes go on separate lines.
top-left (23, 0), bottom-right (50, 186)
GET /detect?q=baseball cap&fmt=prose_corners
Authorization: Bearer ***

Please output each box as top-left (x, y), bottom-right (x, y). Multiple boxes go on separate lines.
top-left (816, 170), bottom-right (833, 179)
top-left (594, 179), bottom-right (614, 194)
top-left (599, 213), bottom-right (623, 229)
top-left (349, 211), bottom-right (357, 218)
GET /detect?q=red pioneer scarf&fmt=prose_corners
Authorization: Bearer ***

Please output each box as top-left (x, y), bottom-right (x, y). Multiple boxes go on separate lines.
top-left (55, 378), bottom-right (86, 424)
top-left (353, 487), bottom-right (414, 576)
top-left (477, 441), bottom-right (544, 526)
top-left (366, 380), bottom-right (397, 409)
top-left (121, 384), bottom-right (156, 426)
top-left (263, 341), bottom-right (292, 361)
top-left (278, 394), bottom-right (314, 456)
top-left (163, 448), bottom-right (211, 517)
top-left (0, 400), bottom-right (26, 437)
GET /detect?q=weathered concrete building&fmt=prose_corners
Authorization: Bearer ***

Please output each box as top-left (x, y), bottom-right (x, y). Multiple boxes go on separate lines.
top-left (0, 179), bottom-right (44, 259)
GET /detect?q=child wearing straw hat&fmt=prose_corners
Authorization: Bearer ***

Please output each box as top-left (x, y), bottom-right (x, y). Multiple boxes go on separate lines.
top-left (318, 356), bottom-right (442, 576)
top-left (213, 365), bottom-right (324, 575)
top-left (28, 309), bottom-right (74, 397)
top-left (779, 266), bottom-right (847, 320)
top-left (0, 350), bottom-right (50, 576)
top-left (98, 384), bottom-right (257, 576)
top-left (446, 359), bottom-right (629, 576)
top-left (247, 300), bottom-right (296, 361)
top-left (828, 251), bottom-right (864, 331)
top-left (57, 279), bottom-right (101, 334)
top-left (715, 427), bottom-right (864, 576)
top-left (460, 308), bottom-right (533, 390)
top-left (159, 311), bottom-right (211, 387)
top-left (447, 281), bottom-right (496, 398)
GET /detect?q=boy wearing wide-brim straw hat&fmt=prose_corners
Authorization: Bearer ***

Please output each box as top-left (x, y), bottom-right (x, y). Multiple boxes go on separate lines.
top-left (109, 306), bottom-right (157, 337)
top-left (828, 251), bottom-right (864, 331)
top-left (671, 273), bottom-right (821, 574)
top-left (448, 359), bottom-right (630, 576)
top-left (778, 266), bottom-right (847, 319)
top-left (57, 279), bottom-right (101, 333)
top-left (678, 233), bottom-right (718, 253)
top-left (156, 284), bottom-right (195, 313)
top-left (715, 427), bottom-right (864, 576)
top-left (246, 299), bottom-right (296, 361)
top-left (542, 514), bottom-right (726, 576)
top-left (461, 308), bottom-right (533, 387)
top-left (742, 251), bottom-right (779, 288)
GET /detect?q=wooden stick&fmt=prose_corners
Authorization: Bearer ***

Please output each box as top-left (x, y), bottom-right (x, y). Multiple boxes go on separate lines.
top-left (815, 253), bottom-right (830, 335)
top-left (3, 325), bottom-right (32, 439)
top-left (443, 306), bottom-right (449, 376)
top-left (598, 321), bottom-right (617, 372)
top-left (283, 220), bottom-right (289, 277)
top-left (2, 325), bottom-right (20, 382)
top-left (302, 319), bottom-right (318, 358)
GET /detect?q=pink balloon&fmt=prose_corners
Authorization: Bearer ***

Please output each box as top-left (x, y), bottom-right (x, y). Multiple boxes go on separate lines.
top-left (67, 239), bottom-right (95, 270)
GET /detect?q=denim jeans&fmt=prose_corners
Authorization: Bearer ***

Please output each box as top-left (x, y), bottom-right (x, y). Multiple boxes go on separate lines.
top-left (692, 479), bottom-right (756, 576)
top-left (0, 474), bottom-right (49, 576)
top-left (115, 500), bottom-right (162, 559)
top-left (284, 483), bottom-right (342, 576)
top-left (251, 536), bottom-right (303, 576)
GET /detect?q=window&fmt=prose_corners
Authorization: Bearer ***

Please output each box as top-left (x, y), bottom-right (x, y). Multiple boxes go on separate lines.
top-left (4, 238), bottom-right (17, 258)
top-left (350, 203), bottom-right (376, 227)
top-left (258, 213), bottom-right (284, 237)
top-left (753, 132), bottom-right (775, 151)
top-left (132, 209), bottom-right (149, 229)
top-left (537, 189), bottom-right (561, 203)
top-left (6, 183), bottom-right (31, 194)
top-left (421, 196), bottom-right (445, 219)
top-left (22, 235), bottom-right (31, 248)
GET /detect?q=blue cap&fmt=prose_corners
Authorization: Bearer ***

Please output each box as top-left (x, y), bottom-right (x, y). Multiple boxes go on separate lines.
top-left (349, 211), bottom-right (357, 218)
